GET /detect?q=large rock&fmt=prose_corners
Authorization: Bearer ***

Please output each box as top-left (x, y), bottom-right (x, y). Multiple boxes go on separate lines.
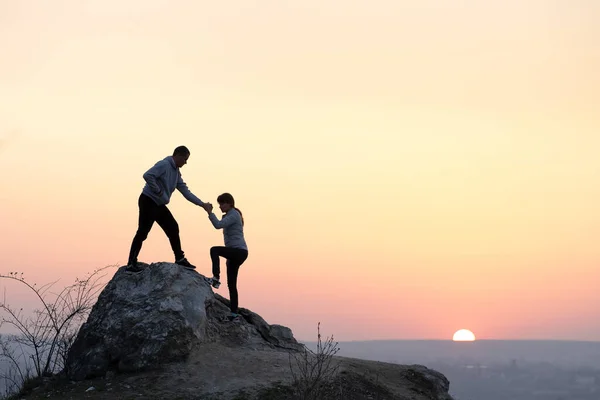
top-left (65, 262), bottom-right (302, 380)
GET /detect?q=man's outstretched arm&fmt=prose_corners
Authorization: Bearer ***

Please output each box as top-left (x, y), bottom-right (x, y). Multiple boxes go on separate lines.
top-left (176, 175), bottom-right (205, 206)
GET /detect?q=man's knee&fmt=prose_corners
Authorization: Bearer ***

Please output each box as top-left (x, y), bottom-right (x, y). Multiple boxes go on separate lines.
top-left (170, 220), bottom-right (179, 234)
top-left (134, 228), bottom-right (150, 241)
top-left (163, 220), bottom-right (179, 237)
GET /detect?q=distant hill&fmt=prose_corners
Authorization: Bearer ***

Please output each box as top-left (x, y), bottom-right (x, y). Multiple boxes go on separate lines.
top-left (307, 340), bottom-right (600, 400)
top-left (319, 339), bottom-right (600, 367)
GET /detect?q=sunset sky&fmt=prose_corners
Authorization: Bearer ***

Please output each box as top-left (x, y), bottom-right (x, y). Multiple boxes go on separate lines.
top-left (1, 0), bottom-right (599, 342)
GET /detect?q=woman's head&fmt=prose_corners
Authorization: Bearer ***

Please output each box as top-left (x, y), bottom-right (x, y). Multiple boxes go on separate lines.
top-left (217, 193), bottom-right (243, 224)
top-left (216, 192), bottom-right (235, 212)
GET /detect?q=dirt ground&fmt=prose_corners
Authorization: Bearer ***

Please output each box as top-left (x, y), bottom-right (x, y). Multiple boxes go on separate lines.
top-left (15, 343), bottom-right (452, 400)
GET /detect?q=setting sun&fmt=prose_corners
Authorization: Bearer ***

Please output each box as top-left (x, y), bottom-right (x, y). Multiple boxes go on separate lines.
top-left (453, 329), bottom-right (476, 342)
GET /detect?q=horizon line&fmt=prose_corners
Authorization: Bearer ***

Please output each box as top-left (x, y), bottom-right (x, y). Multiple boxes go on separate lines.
top-left (299, 338), bottom-right (600, 343)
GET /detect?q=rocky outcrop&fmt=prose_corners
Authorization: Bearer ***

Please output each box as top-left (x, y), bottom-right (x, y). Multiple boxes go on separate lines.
top-left (65, 262), bottom-right (302, 380)
top-left (60, 261), bottom-right (455, 400)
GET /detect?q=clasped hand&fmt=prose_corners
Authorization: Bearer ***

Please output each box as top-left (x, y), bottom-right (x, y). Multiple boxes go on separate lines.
top-left (202, 202), bottom-right (213, 213)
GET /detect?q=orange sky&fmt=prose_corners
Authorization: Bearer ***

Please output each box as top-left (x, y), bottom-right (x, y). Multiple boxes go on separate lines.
top-left (1, 0), bottom-right (599, 341)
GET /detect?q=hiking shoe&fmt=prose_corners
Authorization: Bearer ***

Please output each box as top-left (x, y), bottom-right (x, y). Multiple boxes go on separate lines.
top-left (210, 277), bottom-right (221, 289)
top-left (125, 263), bottom-right (144, 274)
top-left (176, 257), bottom-right (196, 270)
top-left (220, 312), bottom-right (241, 322)
top-left (227, 312), bottom-right (241, 322)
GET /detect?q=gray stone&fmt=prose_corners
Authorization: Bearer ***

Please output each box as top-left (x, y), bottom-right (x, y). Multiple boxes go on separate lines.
top-left (66, 262), bottom-right (302, 380)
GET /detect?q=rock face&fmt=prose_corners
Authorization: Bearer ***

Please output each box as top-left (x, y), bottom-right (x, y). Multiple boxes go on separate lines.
top-left (65, 262), bottom-right (302, 380)
top-left (62, 262), bottom-right (456, 400)
top-left (402, 365), bottom-right (454, 400)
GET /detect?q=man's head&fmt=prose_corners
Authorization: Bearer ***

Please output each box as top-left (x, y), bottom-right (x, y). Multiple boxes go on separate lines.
top-left (172, 145), bottom-right (190, 168)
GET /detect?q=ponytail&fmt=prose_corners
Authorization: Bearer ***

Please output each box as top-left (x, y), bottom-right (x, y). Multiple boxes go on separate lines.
top-left (235, 207), bottom-right (244, 226)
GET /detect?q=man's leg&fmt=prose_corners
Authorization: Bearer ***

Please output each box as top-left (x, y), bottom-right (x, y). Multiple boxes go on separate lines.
top-left (127, 194), bottom-right (157, 266)
top-left (155, 206), bottom-right (193, 267)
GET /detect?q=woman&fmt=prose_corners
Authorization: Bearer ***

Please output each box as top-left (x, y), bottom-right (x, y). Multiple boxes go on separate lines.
top-left (202, 193), bottom-right (248, 321)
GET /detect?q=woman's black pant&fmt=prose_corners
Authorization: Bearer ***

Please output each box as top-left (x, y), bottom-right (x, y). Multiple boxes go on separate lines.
top-left (210, 246), bottom-right (248, 313)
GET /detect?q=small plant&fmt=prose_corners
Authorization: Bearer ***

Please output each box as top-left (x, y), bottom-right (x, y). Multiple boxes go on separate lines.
top-left (289, 322), bottom-right (341, 400)
top-left (0, 266), bottom-right (114, 397)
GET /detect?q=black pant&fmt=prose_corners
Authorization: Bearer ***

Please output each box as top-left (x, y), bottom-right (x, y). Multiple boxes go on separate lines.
top-left (210, 246), bottom-right (248, 313)
top-left (128, 194), bottom-right (185, 265)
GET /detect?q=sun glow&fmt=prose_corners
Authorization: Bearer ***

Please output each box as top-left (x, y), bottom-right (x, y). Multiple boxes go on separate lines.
top-left (453, 329), bottom-right (476, 341)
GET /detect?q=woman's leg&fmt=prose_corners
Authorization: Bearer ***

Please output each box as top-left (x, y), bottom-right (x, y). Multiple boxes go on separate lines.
top-left (209, 246), bottom-right (228, 280)
top-left (226, 250), bottom-right (248, 314)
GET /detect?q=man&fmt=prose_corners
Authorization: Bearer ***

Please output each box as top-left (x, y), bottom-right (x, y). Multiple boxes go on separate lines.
top-left (126, 145), bottom-right (206, 273)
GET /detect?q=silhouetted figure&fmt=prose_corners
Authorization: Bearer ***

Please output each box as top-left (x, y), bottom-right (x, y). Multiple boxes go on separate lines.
top-left (202, 193), bottom-right (248, 321)
top-left (126, 146), bottom-right (205, 273)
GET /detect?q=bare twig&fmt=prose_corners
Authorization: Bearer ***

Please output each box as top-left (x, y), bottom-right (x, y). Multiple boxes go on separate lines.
top-left (0, 266), bottom-right (115, 397)
top-left (289, 322), bottom-right (341, 400)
